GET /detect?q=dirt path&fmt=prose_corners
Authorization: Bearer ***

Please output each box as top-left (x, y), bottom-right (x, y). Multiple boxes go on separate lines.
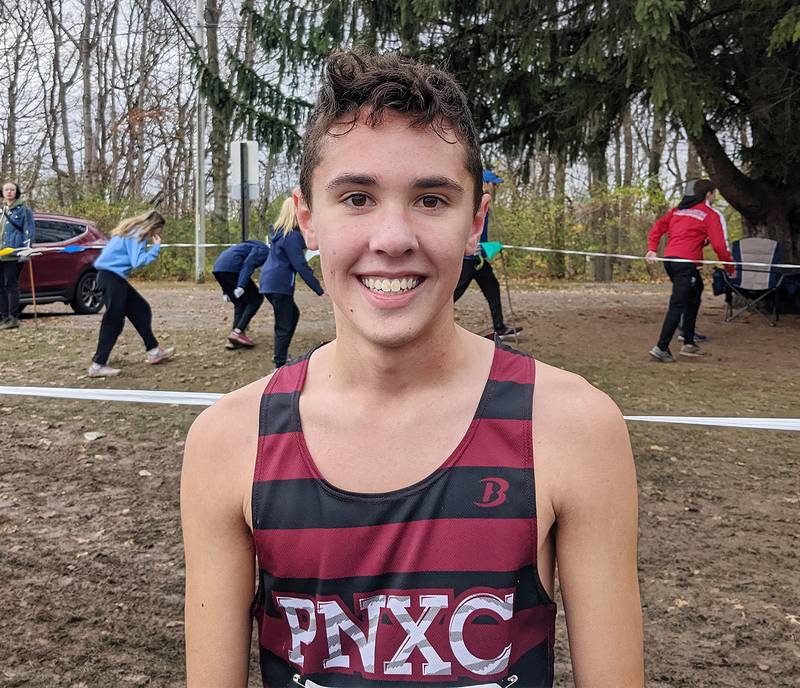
top-left (1, 281), bottom-right (798, 687)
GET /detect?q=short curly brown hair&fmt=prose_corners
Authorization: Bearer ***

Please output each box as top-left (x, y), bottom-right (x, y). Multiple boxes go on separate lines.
top-left (299, 50), bottom-right (483, 212)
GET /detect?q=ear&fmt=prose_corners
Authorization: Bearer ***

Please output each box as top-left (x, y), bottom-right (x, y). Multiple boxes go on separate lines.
top-left (294, 187), bottom-right (318, 250)
top-left (466, 192), bottom-right (491, 255)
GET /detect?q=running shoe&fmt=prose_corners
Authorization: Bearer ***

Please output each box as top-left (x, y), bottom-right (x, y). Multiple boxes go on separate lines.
top-left (228, 330), bottom-right (255, 347)
top-left (648, 346), bottom-right (676, 363)
top-left (145, 345), bottom-right (175, 364)
top-left (495, 325), bottom-right (522, 340)
top-left (87, 362), bottom-right (121, 377)
top-left (678, 331), bottom-right (707, 342)
top-left (679, 343), bottom-right (705, 357)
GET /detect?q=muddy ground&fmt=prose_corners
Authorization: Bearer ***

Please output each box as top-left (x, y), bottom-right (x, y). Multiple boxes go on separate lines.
top-left (1, 280), bottom-right (798, 687)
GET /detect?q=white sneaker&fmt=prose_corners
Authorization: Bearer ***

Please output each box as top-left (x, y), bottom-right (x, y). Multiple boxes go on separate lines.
top-left (88, 362), bottom-right (121, 377)
top-left (145, 345), bottom-right (175, 364)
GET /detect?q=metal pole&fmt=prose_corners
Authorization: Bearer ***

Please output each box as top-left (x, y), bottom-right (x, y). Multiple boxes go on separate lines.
top-left (240, 141), bottom-right (249, 242)
top-left (194, 0), bottom-right (206, 283)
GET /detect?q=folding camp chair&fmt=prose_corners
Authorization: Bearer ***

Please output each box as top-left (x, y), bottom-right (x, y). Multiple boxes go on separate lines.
top-left (722, 237), bottom-right (785, 326)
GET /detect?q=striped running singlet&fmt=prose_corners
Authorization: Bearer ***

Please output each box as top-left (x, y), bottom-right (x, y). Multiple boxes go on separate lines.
top-left (251, 341), bottom-right (556, 687)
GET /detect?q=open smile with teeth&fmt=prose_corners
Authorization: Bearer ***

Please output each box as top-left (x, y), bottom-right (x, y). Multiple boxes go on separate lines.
top-left (360, 276), bottom-right (421, 294)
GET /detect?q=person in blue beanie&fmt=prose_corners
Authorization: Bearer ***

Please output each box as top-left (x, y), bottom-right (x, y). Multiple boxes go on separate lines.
top-left (0, 181), bottom-right (35, 330)
top-left (88, 209), bottom-right (174, 377)
top-left (260, 197), bottom-right (325, 368)
top-left (453, 170), bottom-right (520, 339)
top-left (212, 239), bottom-right (269, 349)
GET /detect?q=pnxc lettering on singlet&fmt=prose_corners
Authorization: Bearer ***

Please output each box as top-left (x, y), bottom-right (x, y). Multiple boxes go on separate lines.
top-left (275, 589), bottom-right (515, 680)
top-left (674, 208), bottom-right (707, 221)
top-left (474, 477), bottom-right (510, 508)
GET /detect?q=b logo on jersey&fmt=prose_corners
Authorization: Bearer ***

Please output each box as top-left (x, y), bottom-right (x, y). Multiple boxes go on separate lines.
top-left (474, 477), bottom-right (510, 508)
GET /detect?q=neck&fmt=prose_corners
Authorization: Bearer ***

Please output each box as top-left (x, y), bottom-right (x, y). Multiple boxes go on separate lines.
top-left (325, 309), bottom-right (482, 396)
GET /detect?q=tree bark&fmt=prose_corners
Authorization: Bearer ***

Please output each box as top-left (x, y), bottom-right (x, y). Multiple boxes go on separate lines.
top-left (206, 0), bottom-right (231, 237)
top-left (80, 0), bottom-right (95, 191)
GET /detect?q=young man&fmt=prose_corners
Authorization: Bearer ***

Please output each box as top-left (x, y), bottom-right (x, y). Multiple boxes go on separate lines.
top-left (645, 178), bottom-right (734, 362)
top-left (182, 51), bottom-right (643, 688)
top-left (453, 170), bottom-right (519, 339)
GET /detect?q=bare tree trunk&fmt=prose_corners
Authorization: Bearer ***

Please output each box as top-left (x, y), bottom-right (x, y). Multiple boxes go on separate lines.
top-left (1, 46), bottom-right (22, 179)
top-left (648, 111), bottom-right (667, 206)
top-left (80, 0), bottom-right (95, 191)
top-left (548, 151), bottom-right (567, 279)
top-left (133, 0), bottom-right (153, 197)
top-left (46, 0), bottom-right (78, 197)
top-left (686, 138), bottom-right (702, 181)
top-left (206, 0), bottom-right (231, 237)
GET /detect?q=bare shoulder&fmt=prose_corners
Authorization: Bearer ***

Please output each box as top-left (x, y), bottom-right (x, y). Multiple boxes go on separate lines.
top-left (186, 374), bottom-right (270, 449)
top-left (182, 374), bottom-right (273, 520)
top-left (533, 361), bottom-right (634, 514)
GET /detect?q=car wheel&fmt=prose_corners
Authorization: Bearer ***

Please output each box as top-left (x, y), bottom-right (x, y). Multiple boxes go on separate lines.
top-left (71, 271), bottom-right (103, 314)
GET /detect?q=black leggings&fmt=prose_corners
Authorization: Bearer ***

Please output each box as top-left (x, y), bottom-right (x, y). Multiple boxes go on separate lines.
top-left (213, 271), bottom-right (263, 332)
top-left (266, 293), bottom-right (300, 368)
top-left (0, 261), bottom-right (23, 319)
top-left (92, 270), bottom-right (158, 365)
top-left (657, 260), bottom-right (704, 350)
top-left (453, 258), bottom-right (506, 332)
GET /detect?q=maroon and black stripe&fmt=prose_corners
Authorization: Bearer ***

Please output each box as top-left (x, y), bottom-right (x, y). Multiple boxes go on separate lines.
top-left (251, 343), bottom-right (556, 687)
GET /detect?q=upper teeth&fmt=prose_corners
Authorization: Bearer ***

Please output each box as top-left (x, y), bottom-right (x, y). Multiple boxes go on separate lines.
top-left (361, 276), bottom-right (420, 293)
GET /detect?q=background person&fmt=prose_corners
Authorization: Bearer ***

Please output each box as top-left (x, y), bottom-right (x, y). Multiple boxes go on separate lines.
top-left (259, 197), bottom-right (325, 368)
top-left (212, 239), bottom-right (269, 349)
top-left (453, 169), bottom-right (519, 339)
top-left (0, 181), bottom-right (34, 331)
top-left (87, 209), bottom-right (174, 377)
top-left (646, 178), bottom-right (734, 362)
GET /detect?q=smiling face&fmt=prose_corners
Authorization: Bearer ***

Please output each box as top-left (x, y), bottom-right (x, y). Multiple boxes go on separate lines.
top-left (295, 110), bottom-right (489, 350)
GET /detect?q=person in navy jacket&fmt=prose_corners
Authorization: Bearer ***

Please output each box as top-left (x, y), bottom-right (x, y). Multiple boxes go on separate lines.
top-left (212, 239), bottom-right (269, 349)
top-left (0, 181), bottom-right (35, 330)
top-left (260, 197), bottom-right (325, 368)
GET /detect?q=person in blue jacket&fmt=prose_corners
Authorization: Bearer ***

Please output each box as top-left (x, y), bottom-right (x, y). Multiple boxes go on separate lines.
top-left (0, 181), bottom-right (35, 330)
top-left (260, 197), bottom-right (325, 368)
top-left (87, 209), bottom-right (174, 377)
top-left (212, 239), bottom-right (269, 349)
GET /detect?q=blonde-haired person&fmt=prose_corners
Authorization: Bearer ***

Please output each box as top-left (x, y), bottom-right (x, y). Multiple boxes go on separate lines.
top-left (88, 209), bottom-right (174, 377)
top-left (259, 196), bottom-right (325, 367)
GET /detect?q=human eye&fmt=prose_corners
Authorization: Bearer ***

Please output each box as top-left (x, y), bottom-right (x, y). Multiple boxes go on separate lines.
top-left (417, 195), bottom-right (447, 209)
top-left (343, 193), bottom-right (373, 208)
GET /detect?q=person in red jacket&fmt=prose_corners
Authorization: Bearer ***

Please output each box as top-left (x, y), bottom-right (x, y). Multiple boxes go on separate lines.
top-left (645, 178), bottom-right (734, 362)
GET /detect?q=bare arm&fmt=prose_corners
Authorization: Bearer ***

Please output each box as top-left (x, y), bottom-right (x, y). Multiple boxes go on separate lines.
top-left (536, 366), bottom-right (644, 687)
top-left (181, 385), bottom-right (263, 686)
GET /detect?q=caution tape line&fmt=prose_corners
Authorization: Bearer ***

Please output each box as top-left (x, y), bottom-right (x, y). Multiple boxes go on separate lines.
top-left (9, 242), bottom-right (800, 270)
top-left (502, 244), bottom-right (800, 270)
top-left (0, 386), bottom-right (797, 431)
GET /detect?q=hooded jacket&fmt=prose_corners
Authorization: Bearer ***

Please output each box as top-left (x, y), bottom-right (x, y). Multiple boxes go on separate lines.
top-left (260, 225), bottom-right (323, 296)
top-left (647, 200), bottom-right (732, 265)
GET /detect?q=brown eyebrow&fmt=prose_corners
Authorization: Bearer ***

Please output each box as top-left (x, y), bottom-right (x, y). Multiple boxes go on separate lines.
top-left (324, 173), bottom-right (465, 195)
top-left (412, 176), bottom-right (464, 194)
top-left (325, 174), bottom-right (379, 192)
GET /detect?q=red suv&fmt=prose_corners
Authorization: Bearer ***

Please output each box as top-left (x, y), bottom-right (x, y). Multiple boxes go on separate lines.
top-left (19, 214), bottom-right (107, 314)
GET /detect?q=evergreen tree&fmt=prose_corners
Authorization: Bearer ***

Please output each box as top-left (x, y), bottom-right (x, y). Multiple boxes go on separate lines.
top-left (225, 0), bottom-right (800, 260)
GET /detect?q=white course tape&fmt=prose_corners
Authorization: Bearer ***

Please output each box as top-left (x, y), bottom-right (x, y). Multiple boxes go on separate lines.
top-left (0, 386), bottom-right (221, 406)
top-left (623, 415), bottom-right (800, 431)
top-left (502, 244), bottom-right (800, 270)
top-left (0, 386), bottom-right (797, 431)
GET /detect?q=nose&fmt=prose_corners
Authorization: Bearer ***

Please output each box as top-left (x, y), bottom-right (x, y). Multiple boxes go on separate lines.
top-left (368, 203), bottom-right (419, 257)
